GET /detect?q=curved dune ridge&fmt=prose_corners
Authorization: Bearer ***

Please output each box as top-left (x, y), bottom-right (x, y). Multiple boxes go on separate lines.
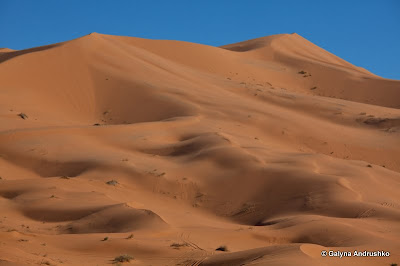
top-left (0, 33), bottom-right (399, 265)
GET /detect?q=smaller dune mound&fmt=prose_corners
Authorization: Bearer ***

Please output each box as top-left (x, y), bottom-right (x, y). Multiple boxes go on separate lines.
top-left (63, 204), bottom-right (167, 233)
top-left (221, 33), bottom-right (369, 73)
top-left (0, 48), bottom-right (15, 53)
top-left (220, 34), bottom-right (280, 52)
top-left (200, 245), bottom-right (318, 266)
top-left (0, 44), bottom-right (60, 64)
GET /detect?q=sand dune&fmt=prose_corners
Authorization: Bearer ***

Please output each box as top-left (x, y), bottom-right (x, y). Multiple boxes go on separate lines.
top-left (0, 32), bottom-right (399, 265)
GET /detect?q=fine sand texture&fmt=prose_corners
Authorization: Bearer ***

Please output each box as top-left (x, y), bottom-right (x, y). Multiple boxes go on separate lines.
top-left (0, 33), bottom-right (399, 265)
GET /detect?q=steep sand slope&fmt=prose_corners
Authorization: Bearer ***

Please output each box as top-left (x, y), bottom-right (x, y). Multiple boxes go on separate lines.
top-left (0, 33), bottom-right (399, 265)
top-left (222, 33), bottom-right (400, 108)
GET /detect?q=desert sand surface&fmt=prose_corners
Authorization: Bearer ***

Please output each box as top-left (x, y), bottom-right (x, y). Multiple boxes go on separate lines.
top-left (0, 32), bottom-right (399, 265)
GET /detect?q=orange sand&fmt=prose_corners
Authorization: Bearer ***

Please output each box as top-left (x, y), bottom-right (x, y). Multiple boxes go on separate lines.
top-left (0, 33), bottom-right (399, 265)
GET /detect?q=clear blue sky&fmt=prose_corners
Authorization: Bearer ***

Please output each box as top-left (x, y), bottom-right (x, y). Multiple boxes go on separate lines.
top-left (1, 0), bottom-right (399, 79)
